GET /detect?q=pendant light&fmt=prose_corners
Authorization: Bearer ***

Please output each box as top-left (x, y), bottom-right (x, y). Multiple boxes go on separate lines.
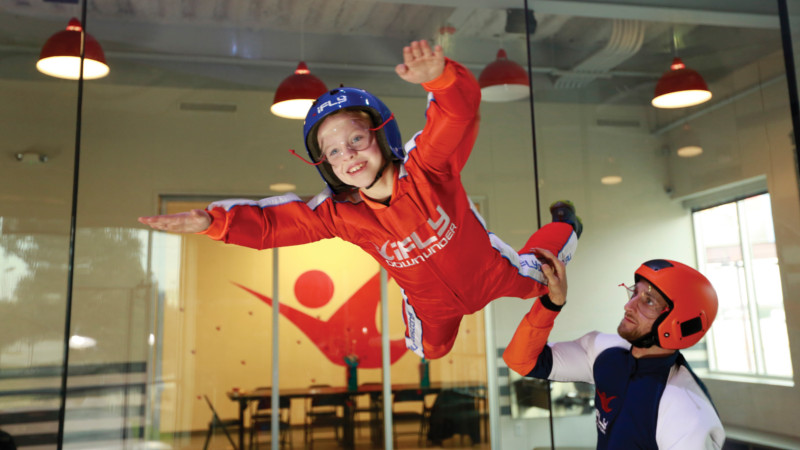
top-left (269, 164), bottom-right (297, 192)
top-left (479, 49), bottom-right (529, 102)
top-left (37, 17), bottom-right (109, 80)
top-left (600, 157), bottom-right (623, 185)
top-left (676, 123), bottom-right (704, 157)
top-left (651, 57), bottom-right (711, 108)
top-left (651, 30), bottom-right (710, 109)
top-left (676, 144), bottom-right (703, 157)
top-left (270, 61), bottom-right (328, 119)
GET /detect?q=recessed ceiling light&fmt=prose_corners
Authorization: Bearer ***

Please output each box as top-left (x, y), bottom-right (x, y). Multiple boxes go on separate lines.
top-left (601, 175), bottom-right (623, 185)
top-left (69, 335), bottom-right (97, 349)
top-left (270, 182), bottom-right (296, 192)
top-left (677, 145), bottom-right (703, 158)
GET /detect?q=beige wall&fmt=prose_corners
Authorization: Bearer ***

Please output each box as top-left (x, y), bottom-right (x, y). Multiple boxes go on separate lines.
top-left (156, 202), bottom-right (488, 431)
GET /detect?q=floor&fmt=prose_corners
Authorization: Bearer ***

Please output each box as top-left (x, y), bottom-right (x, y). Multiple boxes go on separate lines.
top-left (184, 421), bottom-right (490, 450)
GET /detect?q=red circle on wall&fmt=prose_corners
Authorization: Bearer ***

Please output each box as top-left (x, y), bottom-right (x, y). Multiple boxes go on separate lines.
top-left (294, 270), bottom-right (334, 308)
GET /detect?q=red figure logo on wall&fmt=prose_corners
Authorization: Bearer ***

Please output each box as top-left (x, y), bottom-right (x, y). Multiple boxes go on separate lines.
top-left (235, 270), bottom-right (408, 368)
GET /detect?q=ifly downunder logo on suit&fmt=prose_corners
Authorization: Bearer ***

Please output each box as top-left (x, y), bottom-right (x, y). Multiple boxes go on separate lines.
top-left (376, 205), bottom-right (457, 269)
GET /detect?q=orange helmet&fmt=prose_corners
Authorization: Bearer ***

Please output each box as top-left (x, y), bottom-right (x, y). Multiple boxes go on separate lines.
top-left (632, 259), bottom-right (718, 350)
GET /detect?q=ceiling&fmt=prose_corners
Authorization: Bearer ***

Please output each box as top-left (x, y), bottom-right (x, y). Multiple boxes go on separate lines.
top-left (0, 0), bottom-right (785, 105)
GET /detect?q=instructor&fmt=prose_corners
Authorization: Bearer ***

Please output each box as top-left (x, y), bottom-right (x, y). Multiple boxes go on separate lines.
top-left (504, 250), bottom-right (725, 449)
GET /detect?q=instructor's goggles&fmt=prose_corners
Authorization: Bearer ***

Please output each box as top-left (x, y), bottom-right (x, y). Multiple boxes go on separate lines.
top-left (619, 282), bottom-right (670, 319)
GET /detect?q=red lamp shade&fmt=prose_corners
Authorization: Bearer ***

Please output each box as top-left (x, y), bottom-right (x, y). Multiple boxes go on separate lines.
top-left (478, 49), bottom-right (529, 102)
top-left (36, 18), bottom-right (109, 80)
top-left (651, 57), bottom-right (711, 109)
top-left (270, 61), bottom-right (328, 119)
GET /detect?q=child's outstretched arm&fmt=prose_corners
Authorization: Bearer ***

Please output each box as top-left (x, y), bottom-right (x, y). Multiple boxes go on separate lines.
top-left (395, 40), bottom-right (445, 85)
top-left (396, 39), bottom-right (479, 173)
top-left (138, 209), bottom-right (211, 233)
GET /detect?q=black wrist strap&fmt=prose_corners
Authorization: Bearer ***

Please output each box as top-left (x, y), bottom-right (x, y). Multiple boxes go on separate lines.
top-left (540, 294), bottom-right (564, 312)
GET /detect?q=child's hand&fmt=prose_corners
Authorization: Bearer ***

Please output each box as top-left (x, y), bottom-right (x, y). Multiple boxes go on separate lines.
top-left (395, 40), bottom-right (445, 85)
top-left (137, 209), bottom-right (211, 233)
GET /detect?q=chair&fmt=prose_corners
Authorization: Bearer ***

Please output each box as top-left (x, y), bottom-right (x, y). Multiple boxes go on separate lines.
top-left (391, 389), bottom-right (432, 447)
top-left (249, 388), bottom-right (292, 449)
top-left (426, 389), bottom-right (481, 446)
top-left (303, 385), bottom-right (348, 448)
top-left (353, 382), bottom-right (383, 444)
top-left (202, 394), bottom-right (239, 450)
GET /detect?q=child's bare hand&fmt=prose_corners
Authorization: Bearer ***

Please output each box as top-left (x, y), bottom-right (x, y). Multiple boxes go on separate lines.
top-left (137, 209), bottom-right (211, 233)
top-left (395, 40), bottom-right (445, 85)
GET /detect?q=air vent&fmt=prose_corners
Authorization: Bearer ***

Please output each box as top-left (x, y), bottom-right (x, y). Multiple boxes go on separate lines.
top-left (179, 102), bottom-right (237, 113)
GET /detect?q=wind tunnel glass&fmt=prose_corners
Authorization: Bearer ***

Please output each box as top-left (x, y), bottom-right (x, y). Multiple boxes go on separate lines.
top-left (319, 128), bottom-right (375, 165)
top-left (619, 282), bottom-right (670, 319)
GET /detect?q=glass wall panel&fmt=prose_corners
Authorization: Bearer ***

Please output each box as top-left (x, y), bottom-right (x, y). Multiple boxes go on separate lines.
top-left (7, 0), bottom-right (800, 448)
top-left (652, 6), bottom-right (799, 439)
top-left (0, 4), bottom-right (83, 449)
top-left (503, 1), bottom-right (800, 448)
top-left (68, 0), bottom-right (535, 448)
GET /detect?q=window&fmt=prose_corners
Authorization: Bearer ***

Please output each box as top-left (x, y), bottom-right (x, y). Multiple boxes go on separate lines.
top-left (692, 193), bottom-right (792, 379)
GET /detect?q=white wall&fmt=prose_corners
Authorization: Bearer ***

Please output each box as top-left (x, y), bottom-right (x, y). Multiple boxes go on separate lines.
top-left (662, 51), bottom-right (800, 438)
top-left (483, 98), bottom-right (697, 449)
top-left (491, 50), bottom-right (800, 448)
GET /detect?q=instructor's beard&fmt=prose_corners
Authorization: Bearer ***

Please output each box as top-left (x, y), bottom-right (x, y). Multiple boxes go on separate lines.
top-left (617, 320), bottom-right (660, 348)
top-left (617, 320), bottom-right (645, 344)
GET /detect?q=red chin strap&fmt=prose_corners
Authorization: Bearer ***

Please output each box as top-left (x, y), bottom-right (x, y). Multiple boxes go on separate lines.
top-left (369, 113), bottom-right (394, 131)
top-left (289, 149), bottom-right (324, 166)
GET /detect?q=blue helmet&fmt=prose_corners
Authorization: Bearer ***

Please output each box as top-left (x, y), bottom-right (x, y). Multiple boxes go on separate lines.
top-left (303, 87), bottom-right (404, 193)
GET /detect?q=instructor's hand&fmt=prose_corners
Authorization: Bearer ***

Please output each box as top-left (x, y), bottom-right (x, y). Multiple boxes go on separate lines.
top-left (138, 209), bottom-right (211, 233)
top-left (533, 248), bottom-right (567, 306)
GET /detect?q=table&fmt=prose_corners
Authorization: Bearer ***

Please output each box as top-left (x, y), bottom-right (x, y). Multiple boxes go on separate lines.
top-left (229, 385), bottom-right (358, 450)
top-left (227, 381), bottom-right (485, 450)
